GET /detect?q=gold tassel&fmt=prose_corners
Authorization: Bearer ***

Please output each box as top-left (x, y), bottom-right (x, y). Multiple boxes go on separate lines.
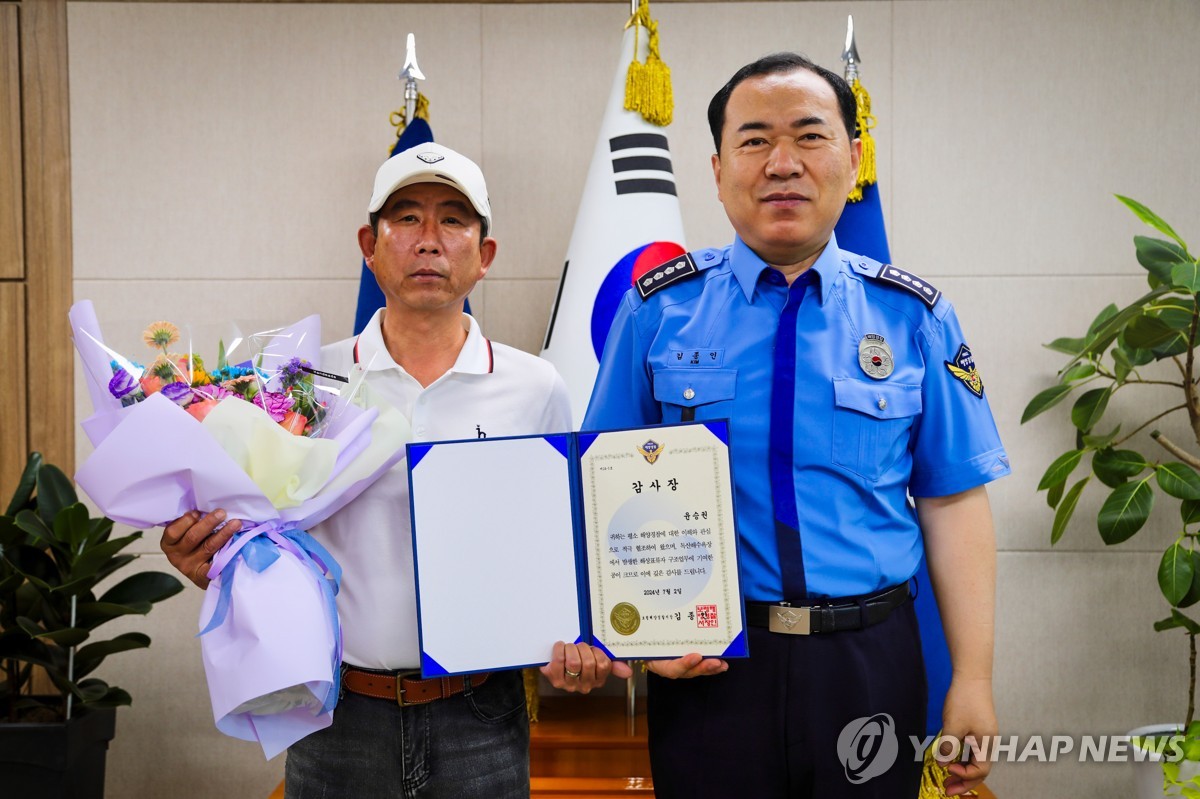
top-left (522, 667), bottom-right (541, 723)
top-left (623, 0), bottom-right (673, 127)
top-left (847, 77), bottom-right (877, 202)
top-left (386, 93), bottom-right (432, 156)
top-left (919, 733), bottom-right (979, 798)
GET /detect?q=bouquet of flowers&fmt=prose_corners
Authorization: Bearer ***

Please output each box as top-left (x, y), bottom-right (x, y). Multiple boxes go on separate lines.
top-left (69, 300), bottom-right (411, 759)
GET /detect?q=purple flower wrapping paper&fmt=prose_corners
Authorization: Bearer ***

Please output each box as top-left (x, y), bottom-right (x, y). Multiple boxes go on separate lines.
top-left (69, 301), bottom-right (412, 759)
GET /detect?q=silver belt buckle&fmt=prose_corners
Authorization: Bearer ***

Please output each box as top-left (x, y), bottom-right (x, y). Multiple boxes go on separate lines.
top-left (768, 604), bottom-right (811, 635)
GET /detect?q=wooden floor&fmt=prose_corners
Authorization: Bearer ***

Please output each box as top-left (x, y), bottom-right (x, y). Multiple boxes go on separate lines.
top-left (267, 696), bottom-right (997, 798)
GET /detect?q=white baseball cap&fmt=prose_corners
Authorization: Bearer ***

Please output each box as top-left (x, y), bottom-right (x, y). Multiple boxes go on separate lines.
top-left (367, 143), bottom-right (492, 233)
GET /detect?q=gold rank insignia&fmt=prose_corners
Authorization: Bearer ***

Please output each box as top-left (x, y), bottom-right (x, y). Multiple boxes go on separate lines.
top-left (945, 343), bottom-right (984, 398)
top-left (638, 439), bottom-right (664, 464)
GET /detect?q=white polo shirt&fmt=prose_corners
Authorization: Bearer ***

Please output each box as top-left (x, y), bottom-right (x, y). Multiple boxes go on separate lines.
top-left (314, 308), bottom-right (572, 669)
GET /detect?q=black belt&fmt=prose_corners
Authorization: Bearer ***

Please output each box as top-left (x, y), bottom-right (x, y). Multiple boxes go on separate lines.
top-left (745, 583), bottom-right (911, 635)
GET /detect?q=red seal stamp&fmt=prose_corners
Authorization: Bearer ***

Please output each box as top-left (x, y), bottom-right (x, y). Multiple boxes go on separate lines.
top-left (696, 604), bottom-right (718, 628)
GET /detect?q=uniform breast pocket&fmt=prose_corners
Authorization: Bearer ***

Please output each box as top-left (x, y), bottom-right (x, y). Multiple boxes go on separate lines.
top-left (831, 378), bottom-right (922, 481)
top-left (652, 368), bottom-right (737, 422)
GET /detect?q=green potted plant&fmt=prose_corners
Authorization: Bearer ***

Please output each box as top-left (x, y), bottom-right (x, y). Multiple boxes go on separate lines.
top-left (1023, 197), bottom-right (1200, 796)
top-left (0, 452), bottom-right (183, 798)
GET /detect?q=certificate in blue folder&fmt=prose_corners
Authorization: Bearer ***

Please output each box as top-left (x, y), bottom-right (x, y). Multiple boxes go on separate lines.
top-left (407, 421), bottom-right (747, 677)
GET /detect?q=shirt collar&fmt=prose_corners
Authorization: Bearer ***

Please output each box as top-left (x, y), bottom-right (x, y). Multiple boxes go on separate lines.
top-left (354, 308), bottom-right (494, 375)
top-left (729, 232), bottom-right (845, 306)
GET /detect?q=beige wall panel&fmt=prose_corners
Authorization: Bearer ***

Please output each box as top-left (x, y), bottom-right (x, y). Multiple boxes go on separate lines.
top-left (0, 282), bottom-right (27, 490)
top-left (991, 551), bottom-right (1185, 798)
top-left (69, 2), bottom-right (484, 284)
top-left (94, 556), bottom-right (285, 799)
top-left (892, 0), bottom-right (1200, 277)
top-left (478, 277), bottom-right (560, 356)
top-left (0, 5), bottom-right (22, 279)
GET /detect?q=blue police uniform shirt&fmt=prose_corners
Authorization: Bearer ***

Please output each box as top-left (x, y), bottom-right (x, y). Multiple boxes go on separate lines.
top-left (582, 232), bottom-right (1010, 602)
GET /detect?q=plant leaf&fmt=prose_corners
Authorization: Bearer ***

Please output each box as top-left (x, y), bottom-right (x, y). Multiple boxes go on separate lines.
top-left (13, 509), bottom-right (68, 555)
top-left (73, 633), bottom-right (151, 678)
top-left (1088, 303), bottom-right (1121, 336)
top-left (1038, 450), bottom-right (1084, 491)
top-left (84, 686), bottom-right (132, 708)
top-left (52, 503), bottom-right (91, 554)
top-left (1097, 478), bottom-right (1154, 544)
top-left (1136, 236), bottom-right (1190, 283)
top-left (1172, 260), bottom-right (1200, 295)
top-left (16, 617), bottom-right (89, 646)
top-left (1079, 286), bottom-right (1175, 361)
top-left (1093, 448), bottom-right (1148, 488)
top-left (98, 571), bottom-right (183, 606)
top-left (1082, 425), bottom-right (1122, 450)
top-left (4, 452), bottom-right (42, 517)
top-left (1046, 337), bottom-right (1088, 355)
top-left (1022, 384), bottom-right (1076, 424)
top-left (1184, 500), bottom-right (1200, 525)
top-left (1179, 551), bottom-right (1200, 608)
top-left (1052, 477), bottom-right (1089, 545)
top-left (1156, 614), bottom-right (1186, 632)
top-left (1070, 387), bottom-right (1112, 433)
top-left (1060, 362), bottom-right (1096, 382)
top-left (1170, 608), bottom-right (1200, 635)
top-left (1161, 542), bottom-right (1196, 605)
top-left (1047, 479), bottom-right (1065, 509)
top-left (34, 464), bottom-right (77, 530)
top-left (1126, 315), bottom-right (1187, 350)
top-left (74, 601), bottom-right (154, 629)
top-left (68, 533), bottom-right (141, 583)
top-left (1158, 463), bottom-right (1200, 500)
top-left (1117, 195), bottom-right (1189, 250)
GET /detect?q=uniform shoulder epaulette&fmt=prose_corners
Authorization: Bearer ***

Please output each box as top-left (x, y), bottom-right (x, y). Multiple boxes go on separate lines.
top-left (865, 262), bottom-right (942, 309)
top-left (635, 252), bottom-right (707, 300)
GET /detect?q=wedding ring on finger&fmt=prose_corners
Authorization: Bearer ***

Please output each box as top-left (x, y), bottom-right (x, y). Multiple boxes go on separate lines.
top-left (564, 668), bottom-right (581, 678)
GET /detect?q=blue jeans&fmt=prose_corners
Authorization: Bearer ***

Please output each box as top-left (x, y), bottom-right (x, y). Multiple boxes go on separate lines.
top-left (285, 670), bottom-right (529, 799)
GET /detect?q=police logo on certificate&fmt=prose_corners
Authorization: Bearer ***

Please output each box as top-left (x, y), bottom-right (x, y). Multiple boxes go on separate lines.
top-left (638, 440), bottom-right (663, 464)
top-left (946, 343), bottom-right (984, 398)
top-left (858, 334), bottom-right (894, 380)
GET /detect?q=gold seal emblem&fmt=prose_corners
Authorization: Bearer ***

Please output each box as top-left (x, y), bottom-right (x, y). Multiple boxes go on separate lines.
top-left (637, 440), bottom-right (664, 465)
top-left (610, 602), bottom-right (641, 636)
top-left (858, 334), bottom-right (894, 380)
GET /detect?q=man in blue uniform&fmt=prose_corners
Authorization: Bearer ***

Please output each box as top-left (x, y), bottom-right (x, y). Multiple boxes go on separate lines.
top-left (584, 52), bottom-right (1009, 798)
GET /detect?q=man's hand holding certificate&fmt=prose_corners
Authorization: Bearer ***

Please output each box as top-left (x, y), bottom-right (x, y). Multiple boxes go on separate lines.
top-left (407, 421), bottom-right (747, 677)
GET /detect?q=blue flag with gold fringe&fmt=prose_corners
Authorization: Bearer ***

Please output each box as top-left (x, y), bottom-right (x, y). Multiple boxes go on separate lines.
top-left (834, 60), bottom-right (947, 741)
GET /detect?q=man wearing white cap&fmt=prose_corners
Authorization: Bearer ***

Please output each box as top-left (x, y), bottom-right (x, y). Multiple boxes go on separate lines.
top-left (162, 143), bottom-right (630, 797)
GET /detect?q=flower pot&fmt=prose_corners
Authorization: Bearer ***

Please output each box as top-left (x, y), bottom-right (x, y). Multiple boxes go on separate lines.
top-left (0, 705), bottom-right (117, 799)
top-left (1130, 723), bottom-right (1200, 799)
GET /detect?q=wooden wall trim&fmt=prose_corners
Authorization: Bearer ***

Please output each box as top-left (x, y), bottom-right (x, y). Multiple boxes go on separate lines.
top-left (19, 0), bottom-right (72, 474)
top-left (0, 284), bottom-right (27, 491)
top-left (1, 6), bottom-right (22, 280)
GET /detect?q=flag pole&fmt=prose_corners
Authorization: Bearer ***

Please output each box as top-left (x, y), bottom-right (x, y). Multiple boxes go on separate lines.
top-left (400, 33), bottom-right (425, 129)
top-left (841, 14), bottom-right (860, 83)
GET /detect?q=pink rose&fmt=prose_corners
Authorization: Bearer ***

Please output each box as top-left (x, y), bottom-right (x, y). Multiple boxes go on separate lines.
top-left (185, 399), bottom-right (219, 423)
top-left (279, 411), bottom-right (308, 436)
